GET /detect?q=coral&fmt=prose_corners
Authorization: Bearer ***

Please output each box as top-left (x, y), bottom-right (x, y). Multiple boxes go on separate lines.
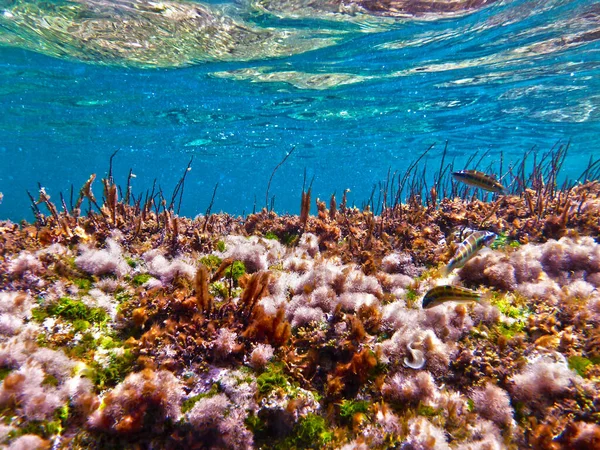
top-left (249, 343), bottom-right (274, 369)
top-left (88, 368), bottom-right (183, 434)
top-left (381, 252), bottom-right (424, 277)
top-left (7, 251), bottom-right (44, 276)
top-left (470, 383), bottom-right (514, 428)
top-left (0, 361), bottom-right (63, 421)
top-left (339, 441), bottom-right (369, 450)
top-left (422, 303), bottom-right (475, 341)
top-left (6, 435), bottom-right (50, 450)
top-left (338, 292), bottom-right (379, 312)
top-left (380, 301), bottom-right (416, 330)
top-left (459, 250), bottom-right (517, 291)
top-left (0, 423), bottom-right (15, 441)
top-left (142, 249), bottom-right (195, 284)
top-left (187, 393), bottom-right (230, 429)
top-left (297, 233), bottom-right (320, 257)
top-left (212, 328), bottom-right (242, 360)
top-left (454, 420), bottom-right (505, 450)
top-left (0, 292), bottom-right (34, 336)
top-left (509, 356), bottom-right (581, 409)
top-left (382, 371), bottom-right (439, 405)
top-left (401, 417), bottom-right (451, 450)
top-left (187, 388), bottom-right (254, 449)
top-left (83, 288), bottom-right (118, 319)
top-left (75, 238), bottom-right (130, 278)
top-left (555, 421), bottom-right (600, 450)
top-left (288, 305), bottom-right (325, 327)
top-left (222, 235), bottom-right (284, 273)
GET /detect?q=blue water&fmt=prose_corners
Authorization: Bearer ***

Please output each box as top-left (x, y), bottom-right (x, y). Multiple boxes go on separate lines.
top-left (0, 0), bottom-right (599, 221)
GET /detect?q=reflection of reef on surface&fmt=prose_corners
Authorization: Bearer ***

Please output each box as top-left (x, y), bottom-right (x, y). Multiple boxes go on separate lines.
top-left (247, 0), bottom-right (499, 20)
top-left (1, 145), bottom-right (600, 448)
top-left (0, 0), bottom-right (339, 67)
top-left (0, 0), bottom-right (506, 68)
top-left (210, 67), bottom-right (374, 89)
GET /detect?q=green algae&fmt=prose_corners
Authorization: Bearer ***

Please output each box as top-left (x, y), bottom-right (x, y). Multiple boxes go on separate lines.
top-left (200, 254), bottom-right (223, 271)
top-left (264, 231), bottom-right (279, 240)
top-left (132, 273), bottom-right (152, 286)
top-left (259, 413), bottom-right (334, 450)
top-left (9, 419), bottom-right (62, 439)
top-left (114, 290), bottom-right (133, 304)
top-left (281, 232), bottom-right (300, 247)
top-left (257, 364), bottom-right (290, 395)
top-left (225, 260), bottom-right (246, 284)
top-left (405, 288), bottom-right (419, 308)
top-left (245, 413), bottom-right (266, 436)
top-left (8, 404), bottom-right (70, 441)
top-left (98, 336), bottom-right (122, 350)
top-left (91, 349), bottom-right (136, 389)
top-left (417, 404), bottom-right (441, 418)
top-left (466, 398), bottom-right (475, 412)
top-left (490, 232), bottom-right (521, 250)
top-left (490, 293), bottom-right (530, 320)
top-left (33, 297), bottom-right (108, 325)
top-left (0, 367), bottom-right (11, 381)
top-left (42, 374), bottom-right (59, 387)
top-left (568, 355), bottom-right (600, 377)
top-left (289, 414), bottom-right (333, 449)
top-left (338, 399), bottom-right (369, 421)
top-left (73, 278), bottom-right (92, 292)
top-left (210, 281), bottom-right (228, 298)
top-left (494, 321), bottom-right (525, 339)
top-left (490, 233), bottom-right (508, 250)
top-left (125, 257), bottom-right (138, 269)
top-left (70, 332), bottom-right (97, 359)
top-left (216, 240), bottom-right (227, 252)
top-left (72, 319), bottom-right (91, 333)
top-left (181, 384), bottom-right (221, 414)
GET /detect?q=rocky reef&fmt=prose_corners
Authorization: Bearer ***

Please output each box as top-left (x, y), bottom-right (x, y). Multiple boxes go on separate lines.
top-left (1, 147), bottom-right (600, 449)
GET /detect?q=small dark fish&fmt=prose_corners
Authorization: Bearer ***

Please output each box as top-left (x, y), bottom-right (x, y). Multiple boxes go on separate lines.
top-left (452, 170), bottom-right (506, 193)
top-left (442, 230), bottom-right (497, 276)
top-left (422, 285), bottom-right (482, 309)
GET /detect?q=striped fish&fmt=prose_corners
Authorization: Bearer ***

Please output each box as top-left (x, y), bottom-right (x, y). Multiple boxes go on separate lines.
top-left (422, 285), bottom-right (482, 309)
top-left (452, 170), bottom-right (506, 193)
top-left (442, 230), bottom-right (497, 276)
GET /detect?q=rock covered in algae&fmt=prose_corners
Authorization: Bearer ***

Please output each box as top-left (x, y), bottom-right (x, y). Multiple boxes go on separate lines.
top-left (0, 0), bottom-right (339, 67)
top-left (2, 173), bottom-right (600, 448)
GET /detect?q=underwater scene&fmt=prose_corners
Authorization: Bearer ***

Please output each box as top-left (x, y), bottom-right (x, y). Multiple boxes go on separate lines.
top-left (1, 0), bottom-right (600, 448)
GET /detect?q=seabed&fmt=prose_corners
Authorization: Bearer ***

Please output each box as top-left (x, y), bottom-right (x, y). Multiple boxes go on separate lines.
top-left (1, 153), bottom-right (600, 449)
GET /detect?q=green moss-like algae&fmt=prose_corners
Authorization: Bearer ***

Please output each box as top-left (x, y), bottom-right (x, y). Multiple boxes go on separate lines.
top-left (32, 297), bottom-right (108, 324)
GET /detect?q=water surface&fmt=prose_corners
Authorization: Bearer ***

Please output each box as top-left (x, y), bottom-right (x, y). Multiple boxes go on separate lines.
top-left (0, 0), bottom-right (598, 220)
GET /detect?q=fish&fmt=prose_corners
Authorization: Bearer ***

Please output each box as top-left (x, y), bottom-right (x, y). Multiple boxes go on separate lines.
top-left (442, 230), bottom-right (497, 276)
top-left (452, 170), bottom-right (506, 193)
top-left (422, 285), bottom-right (482, 309)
